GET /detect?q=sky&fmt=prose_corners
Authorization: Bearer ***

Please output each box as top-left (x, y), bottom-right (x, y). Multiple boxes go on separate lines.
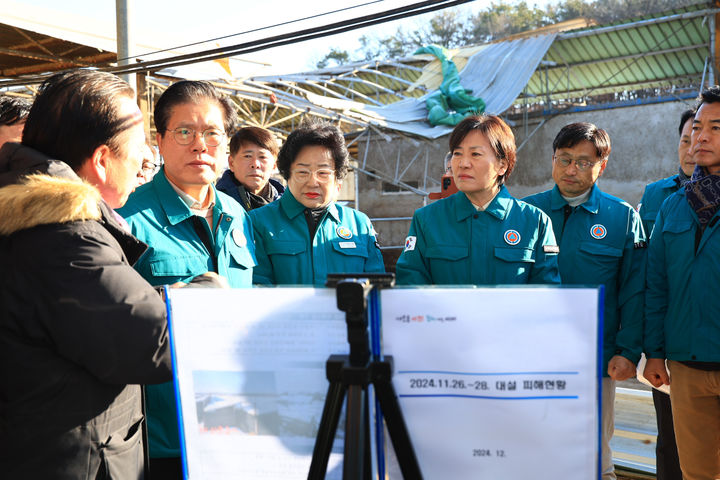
top-left (10, 0), bottom-right (559, 77)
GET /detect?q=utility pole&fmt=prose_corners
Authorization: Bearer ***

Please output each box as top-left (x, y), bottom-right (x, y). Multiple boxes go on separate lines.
top-left (115, 0), bottom-right (136, 97)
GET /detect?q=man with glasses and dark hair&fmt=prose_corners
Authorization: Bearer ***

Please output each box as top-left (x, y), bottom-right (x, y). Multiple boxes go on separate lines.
top-left (523, 122), bottom-right (646, 480)
top-left (0, 70), bottom-right (172, 478)
top-left (250, 121), bottom-right (384, 285)
top-left (137, 143), bottom-right (161, 186)
top-left (118, 80), bottom-right (256, 478)
top-left (644, 86), bottom-right (720, 480)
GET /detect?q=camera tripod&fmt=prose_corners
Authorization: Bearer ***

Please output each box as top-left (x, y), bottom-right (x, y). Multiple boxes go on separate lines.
top-left (307, 273), bottom-right (423, 480)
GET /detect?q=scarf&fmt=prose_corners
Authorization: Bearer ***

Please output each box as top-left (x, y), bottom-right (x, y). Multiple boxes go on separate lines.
top-left (675, 167), bottom-right (692, 187)
top-left (304, 206), bottom-right (328, 238)
top-left (684, 165), bottom-right (720, 228)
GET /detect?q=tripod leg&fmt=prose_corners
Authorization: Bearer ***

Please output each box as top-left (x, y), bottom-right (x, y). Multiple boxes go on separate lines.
top-left (373, 360), bottom-right (423, 480)
top-left (309, 381), bottom-right (347, 480)
top-left (343, 384), bottom-right (366, 480)
top-left (364, 391), bottom-right (372, 480)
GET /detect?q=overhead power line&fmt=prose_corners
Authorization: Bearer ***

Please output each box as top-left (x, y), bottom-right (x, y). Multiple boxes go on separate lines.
top-left (0, 0), bottom-right (473, 88)
top-left (114, 0), bottom-right (384, 64)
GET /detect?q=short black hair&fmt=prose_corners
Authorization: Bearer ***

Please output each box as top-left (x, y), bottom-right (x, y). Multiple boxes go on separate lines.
top-left (698, 85), bottom-right (720, 108)
top-left (154, 80), bottom-right (237, 135)
top-left (678, 109), bottom-right (695, 136)
top-left (0, 96), bottom-right (31, 126)
top-left (277, 121), bottom-right (349, 180)
top-left (22, 70), bottom-right (136, 171)
top-left (552, 122), bottom-right (611, 160)
top-left (229, 126), bottom-right (279, 157)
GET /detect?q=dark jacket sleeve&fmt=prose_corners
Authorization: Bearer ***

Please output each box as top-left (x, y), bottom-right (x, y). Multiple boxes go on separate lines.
top-left (25, 220), bottom-right (173, 385)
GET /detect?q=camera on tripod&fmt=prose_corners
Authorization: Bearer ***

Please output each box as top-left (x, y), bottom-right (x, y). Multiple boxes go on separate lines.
top-left (309, 273), bottom-right (421, 480)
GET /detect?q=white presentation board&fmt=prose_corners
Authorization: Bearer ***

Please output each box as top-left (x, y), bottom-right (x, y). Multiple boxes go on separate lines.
top-left (167, 286), bottom-right (601, 480)
top-left (167, 288), bottom-right (347, 480)
top-left (381, 287), bottom-right (601, 479)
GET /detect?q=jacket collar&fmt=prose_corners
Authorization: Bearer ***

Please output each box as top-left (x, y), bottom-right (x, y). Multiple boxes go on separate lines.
top-left (550, 183), bottom-right (601, 214)
top-left (658, 174), bottom-right (679, 189)
top-left (454, 185), bottom-right (513, 222)
top-left (98, 201), bottom-right (148, 265)
top-left (215, 169), bottom-right (237, 191)
top-left (152, 168), bottom-right (223, 226)
top-left (279, 188), bottom-right (339, 222)
top-left (0, 172), bottom-right (102, 235)
top-left (0, 143), bottom-right (78, 188)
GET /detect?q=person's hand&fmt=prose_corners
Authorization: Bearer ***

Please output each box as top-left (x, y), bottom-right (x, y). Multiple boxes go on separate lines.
top-left (607, 355), bottom-right (637, 381)
top-left (643, 358), bottom-right (670, 388)
top-left (186, 272), bottom-right (230, 288)
top-left (170, 272), bottom-right (230, 289)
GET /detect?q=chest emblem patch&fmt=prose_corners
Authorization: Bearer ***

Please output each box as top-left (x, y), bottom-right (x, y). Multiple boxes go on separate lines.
top-left (590, 224), bottom-right (607, 239)
top-left (504, 229), bottom-right (521, 245)
top-left (232, 229), bottom-right (247, 247)
top-left (336, 226), bottom-right (353, 239)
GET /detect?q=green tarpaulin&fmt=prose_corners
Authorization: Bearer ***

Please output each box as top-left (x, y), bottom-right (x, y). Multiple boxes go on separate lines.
top-left (415, 45), bottom-right (486, 126)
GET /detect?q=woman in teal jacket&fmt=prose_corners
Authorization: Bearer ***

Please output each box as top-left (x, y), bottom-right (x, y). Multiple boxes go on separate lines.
top-left (250, 122), bottom-right (385, 286)
top-left (396, 115), bottom-right (560, 285)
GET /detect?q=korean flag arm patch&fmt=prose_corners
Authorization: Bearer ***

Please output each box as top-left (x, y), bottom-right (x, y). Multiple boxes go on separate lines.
top-left (404, 236), bottom-right (417, 251)
top-left (395, 215), bottom-right (432, 286)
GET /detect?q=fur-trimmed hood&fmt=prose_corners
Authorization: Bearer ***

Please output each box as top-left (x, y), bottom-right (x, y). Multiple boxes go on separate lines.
top-left (0, 174), bottom-right (102, 235)
top-left (0, 143), bottom-right (103, 236)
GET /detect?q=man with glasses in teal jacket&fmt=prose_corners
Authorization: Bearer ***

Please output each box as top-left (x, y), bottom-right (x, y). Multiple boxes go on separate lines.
top-left (118, 80), bottom-right (255, 479)
top-left (523, 122), bottom-right (646, 480)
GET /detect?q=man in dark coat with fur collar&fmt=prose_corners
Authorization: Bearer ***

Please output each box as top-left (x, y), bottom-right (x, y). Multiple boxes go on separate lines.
top-left (0, 70), bottom-right (173, 479)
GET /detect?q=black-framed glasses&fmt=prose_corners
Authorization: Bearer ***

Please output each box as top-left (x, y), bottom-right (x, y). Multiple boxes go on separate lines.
top-left (553, 155), bottom-right (599, 171)
top-left (170, 127), bottom-right (225, 147)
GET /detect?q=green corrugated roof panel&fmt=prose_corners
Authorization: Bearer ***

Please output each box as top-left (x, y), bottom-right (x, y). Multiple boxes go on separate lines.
top-left (520, 3), bottom-right (713, 105)
top-left (248, 3), bottom-right (715, 120)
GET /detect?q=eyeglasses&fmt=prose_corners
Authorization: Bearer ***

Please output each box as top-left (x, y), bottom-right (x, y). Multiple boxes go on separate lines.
top-left (554, 156), bottom-right (600, 171)
top-left (170, 127), bottom-right (225, 147)
top-left (141, 161), bottom-right (162, 175)
top-left (291, 168), bottom-right (336, 183)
